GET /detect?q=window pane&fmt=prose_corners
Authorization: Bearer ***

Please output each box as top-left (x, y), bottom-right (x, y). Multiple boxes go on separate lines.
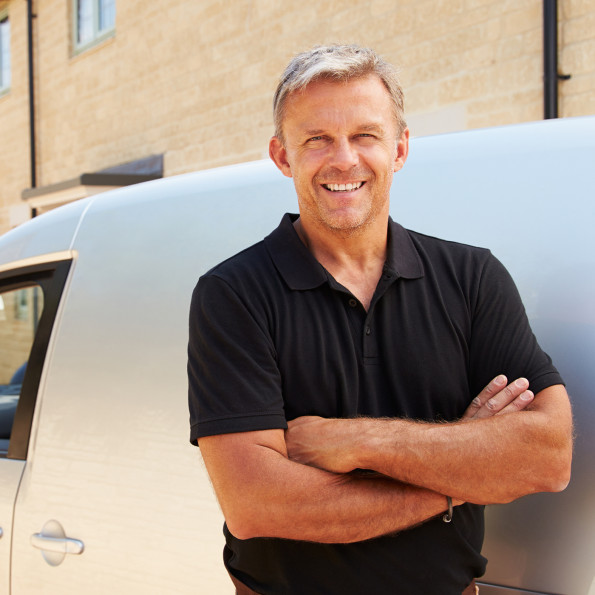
top-left (77, 0), bottom-right (94, 45)
top-left (0, 286), bottom-right (44, 450)
top-left (98, 0), bottom-right (115, 32)
top-left (0, 16), bottom-right (10, 90)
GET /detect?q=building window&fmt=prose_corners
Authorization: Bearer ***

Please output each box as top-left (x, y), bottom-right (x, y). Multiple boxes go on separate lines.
top-left (74, 0), bottom-right (115, 52)
top-left (0, 12), bottom-right (10, 94)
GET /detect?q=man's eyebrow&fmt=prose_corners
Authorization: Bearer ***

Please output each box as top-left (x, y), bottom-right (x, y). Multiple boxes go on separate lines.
top-left (358, 123), bottom-right (386, 134)
top-left (300, 123), bottom-right (387, 136)
top-left (301, 129), bottom-right (326, 136)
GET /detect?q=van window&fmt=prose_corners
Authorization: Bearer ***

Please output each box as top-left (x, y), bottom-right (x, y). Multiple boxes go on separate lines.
top-left (0, 285), bottom-right (44, 455)
top-left (0, 258), bottom-right (71, 459)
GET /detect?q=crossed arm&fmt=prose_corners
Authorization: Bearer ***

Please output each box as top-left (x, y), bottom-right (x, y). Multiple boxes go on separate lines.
top-left (285, 382), bottom-right (572, 504)
top-left (198, 376), bottom-right (573, 544)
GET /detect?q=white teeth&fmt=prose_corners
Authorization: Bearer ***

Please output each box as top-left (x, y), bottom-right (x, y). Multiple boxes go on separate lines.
top-left (325, 182), bottom-right (363, 192)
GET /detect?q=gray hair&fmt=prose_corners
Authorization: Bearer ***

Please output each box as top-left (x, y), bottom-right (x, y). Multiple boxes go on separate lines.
top-left (273, 44), bottom-right (406, 142)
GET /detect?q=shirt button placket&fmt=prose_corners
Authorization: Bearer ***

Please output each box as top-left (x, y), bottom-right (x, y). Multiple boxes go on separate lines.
top-left (363, 320), bottom-right (378, 359)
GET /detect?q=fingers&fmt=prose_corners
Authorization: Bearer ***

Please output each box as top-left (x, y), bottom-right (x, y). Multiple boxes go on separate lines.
top-left (494, 385), bottom-right (534, 416)
top-left (485, 377), bottom-right (530, 415)
top-left (462, 375), bottom-right (507, 419)
top-left (463, 376), bottom-right (535, 420)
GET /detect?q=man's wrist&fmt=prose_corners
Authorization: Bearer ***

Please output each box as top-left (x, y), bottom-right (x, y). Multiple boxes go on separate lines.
top-left (356, 417), bottom-right (410, 474)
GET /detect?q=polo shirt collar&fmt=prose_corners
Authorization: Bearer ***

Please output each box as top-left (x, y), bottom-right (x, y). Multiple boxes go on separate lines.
top-left (264, 213), bottom-right (424, 291)
top-left (385, 218), bottom-right (425, 280)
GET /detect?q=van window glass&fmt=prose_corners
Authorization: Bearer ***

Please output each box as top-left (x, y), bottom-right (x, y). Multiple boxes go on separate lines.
top-left (0, 285), bottom-right (44, 456)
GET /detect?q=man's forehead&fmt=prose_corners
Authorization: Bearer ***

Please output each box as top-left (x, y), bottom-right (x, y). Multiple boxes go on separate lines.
top-left (287, 73), bottom-right (388, 102)
top-left (285, 76), bottom-right (391, 112)
top-left (283, 79), bottom-right (395, 133)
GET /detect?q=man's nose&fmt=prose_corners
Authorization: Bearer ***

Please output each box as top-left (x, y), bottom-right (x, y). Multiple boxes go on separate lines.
top-left (328, 138), bottom-right (359, 171)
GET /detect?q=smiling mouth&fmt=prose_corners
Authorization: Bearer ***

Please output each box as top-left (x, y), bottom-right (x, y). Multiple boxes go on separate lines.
top-left (322, 182), bottom-right (365, 192)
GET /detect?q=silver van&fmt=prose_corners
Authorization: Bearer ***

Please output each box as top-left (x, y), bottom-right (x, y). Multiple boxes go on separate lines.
top-left (1, 116), bottom-right (593, 594)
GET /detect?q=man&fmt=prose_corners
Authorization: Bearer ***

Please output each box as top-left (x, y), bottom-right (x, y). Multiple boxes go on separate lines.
top-left (188, 45), bottom-right (572, 594)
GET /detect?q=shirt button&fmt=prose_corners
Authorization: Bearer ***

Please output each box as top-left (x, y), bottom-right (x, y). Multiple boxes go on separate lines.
top-left (365, 326), bottom-right (371, 335)
top-left (348, 298), bottom-right (357, 307)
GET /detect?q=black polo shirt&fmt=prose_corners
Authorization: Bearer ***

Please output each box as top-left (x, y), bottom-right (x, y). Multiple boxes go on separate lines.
top-left (188, 213), bottom-right (562, 594)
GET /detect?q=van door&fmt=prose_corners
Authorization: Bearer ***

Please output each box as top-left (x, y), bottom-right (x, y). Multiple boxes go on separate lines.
top-left (0, 257), bottom-right (72, 594)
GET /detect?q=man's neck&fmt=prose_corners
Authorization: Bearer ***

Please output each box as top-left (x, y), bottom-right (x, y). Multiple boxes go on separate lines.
top-left (294, 216), bottom-right (388, 310)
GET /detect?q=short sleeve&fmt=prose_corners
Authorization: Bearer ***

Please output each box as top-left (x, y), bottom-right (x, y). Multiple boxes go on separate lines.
top-left (188, 274), bottom-right (287, 445)
top-left (468, 252), bottom-right (564, 397)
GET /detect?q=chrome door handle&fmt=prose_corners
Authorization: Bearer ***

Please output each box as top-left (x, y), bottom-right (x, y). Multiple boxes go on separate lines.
top-left (30, 520), bottom-right (84, 566)
top-left (31, 533), bottom-right (84, 555)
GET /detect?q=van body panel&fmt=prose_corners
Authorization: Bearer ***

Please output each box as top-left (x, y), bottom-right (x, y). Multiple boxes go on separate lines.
top-left (7, 168), bottom-right (298, 594)
top-left (0, 116), bottom-right (592, 593)
top-left (395, 116), bottom-right (595, 595)
top-left (0, 200), bottom-right (90, 267)
top-left (0, 459), bottom-right (25, 593)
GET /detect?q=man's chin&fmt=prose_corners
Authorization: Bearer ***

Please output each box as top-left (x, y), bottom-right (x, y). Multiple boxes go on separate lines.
top-left (317, 210), bottom-right (375, 235)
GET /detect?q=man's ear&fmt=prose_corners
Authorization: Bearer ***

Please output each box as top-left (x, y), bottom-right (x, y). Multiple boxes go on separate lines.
top-left (269, 136), bottom-right (293, 178)
top-left (393, 127), bottom-right (410, 173)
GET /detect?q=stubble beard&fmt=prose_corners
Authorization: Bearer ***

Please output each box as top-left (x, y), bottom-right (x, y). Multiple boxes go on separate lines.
top-left (301, 168), bottom-right (392, 239)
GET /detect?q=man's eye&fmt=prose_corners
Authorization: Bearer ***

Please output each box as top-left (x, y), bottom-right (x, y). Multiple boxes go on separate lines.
top-left (308, 136), bottom-right (323, 142)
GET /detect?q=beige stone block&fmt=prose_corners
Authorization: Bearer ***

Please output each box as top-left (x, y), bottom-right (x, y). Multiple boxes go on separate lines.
top-left (496, 29), bottom-right (541, 62)
top-left (438, 68), bottom-right (494, 104)
top-left (465, 0), bottom-right (499, 9)
top-left (456, 2), bottom-right (499, 28)
top-left (329, 3), bottom-right (371, 32)
top-left (562, 39), bottom-right (595, 75)
top-left (562, 12), bottom-right (595, 44)
top-left (250, 0), bottom-right (290, 23)
top-left (414, 56), bottom-right (459, 85)
top-left (0, 211), bottom-right (9, 233)
top-left (459, 42), bottom-right (500, 71)
top-left (487, 53), bottom-right (542, 95)
top-left (405, 81), bottom-right (443, 113)
top-left (561, 88), bottom-right (595, 117)
top-left (467, 106), bottom-right (531, 130)
top-left (382, 8), bottom-right (418, 43)
top-left (560, 71), bottom-right (595, 95)
top-left (502, 3), bottom-right (541, 37)
top-left (370, 0), bottom-right (397, 17)
top-left (469, 86), bottom-right (541, 114)
top-left (467, 94), bottom-right (508, 117)
top-left (561, 0), bottom-right (595, 19)
top-left (394, 40), bottom-right (437, 72)
top-left (268, 2), bottom-right (329, 38)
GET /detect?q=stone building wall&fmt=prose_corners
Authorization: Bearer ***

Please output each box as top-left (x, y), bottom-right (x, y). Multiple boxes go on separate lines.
top-left (0, 0), bottom-right (594, 234)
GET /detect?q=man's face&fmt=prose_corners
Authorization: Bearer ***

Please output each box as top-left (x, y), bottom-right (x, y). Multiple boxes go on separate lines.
top-left (269, 74), bottom-right (409, 236)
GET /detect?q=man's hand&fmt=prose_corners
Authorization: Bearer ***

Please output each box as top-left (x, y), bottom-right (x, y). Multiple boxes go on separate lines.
top-left (286, 376), bottom-right (535, 472)
top-left (285, 415), bottom-right (353, 472)
top-left (461, 375), bottom-right (534, 420)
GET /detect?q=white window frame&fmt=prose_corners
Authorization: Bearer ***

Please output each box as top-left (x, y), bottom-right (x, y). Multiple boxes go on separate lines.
top-left (72, 0), bottom-right (115, 54)
top-left (0, 9), bottom-right (10, 95)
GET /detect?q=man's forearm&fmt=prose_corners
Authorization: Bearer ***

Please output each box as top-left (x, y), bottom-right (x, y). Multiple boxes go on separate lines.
top-left (286, 385), bottom-right (573, 504)
top-left (199, 429), bottom-right (455, 543)
top-left (357, 388), bottom-right (572, 503)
